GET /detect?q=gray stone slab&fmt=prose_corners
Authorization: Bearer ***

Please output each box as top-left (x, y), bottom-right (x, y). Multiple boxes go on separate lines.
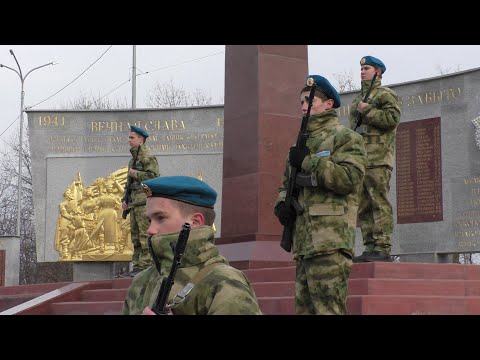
top-left (27, 106), bottom-right (224, 263)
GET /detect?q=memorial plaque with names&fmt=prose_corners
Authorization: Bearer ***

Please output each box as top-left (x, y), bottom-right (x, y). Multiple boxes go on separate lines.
top-left (396, 117), bottom-right (443, 224)
top-left (451, 176), bottom-right (480, 250)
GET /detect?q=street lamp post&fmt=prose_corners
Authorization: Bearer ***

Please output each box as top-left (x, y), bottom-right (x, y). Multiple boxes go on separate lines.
top-left (0, 49), bottom-right (54, 237)
top-left (132, 45), bottom-right (136, 108)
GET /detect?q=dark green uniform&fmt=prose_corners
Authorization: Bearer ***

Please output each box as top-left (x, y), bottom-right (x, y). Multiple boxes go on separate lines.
top-left (348, 78), bottom-right (401, 255)
top-left (275, 109), bottom-right (367, 314)
top-left (122, 226), bottom-right (262, 315)
top-left (123, 144), bottom-right (159, 269)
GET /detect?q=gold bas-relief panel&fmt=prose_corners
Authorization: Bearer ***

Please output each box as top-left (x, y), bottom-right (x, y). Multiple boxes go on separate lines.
top-left (55, 167), bottom-right (132, 262)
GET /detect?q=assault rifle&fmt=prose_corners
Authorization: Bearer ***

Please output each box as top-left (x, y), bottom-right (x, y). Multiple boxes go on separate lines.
top-left (151, 223), bottom-right (191, 315)
top-left (354, 72), bottom-right (377, 132)
top-left (280, 84), bottom-right (317, 253)
top-left (122, 152), bottom-right (139, 219)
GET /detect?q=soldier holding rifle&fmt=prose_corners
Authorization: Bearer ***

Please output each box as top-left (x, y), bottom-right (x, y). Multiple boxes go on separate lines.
top-left (349, 56), bottom-right (401, 263)
top-left (119, 125), bottom-right (159, 277)
top-left (122, 176), bottom-right (261, 315)
top-left (274, 75), bottom-right (366, 315)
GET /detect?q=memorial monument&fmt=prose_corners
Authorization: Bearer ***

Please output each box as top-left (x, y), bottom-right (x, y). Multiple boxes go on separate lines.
top-left (218, 46), bottom-right (480, 265)
top-left (27, 106), bottom-right (224, 280)
top-left (23, 46), bottom-right (480, 287)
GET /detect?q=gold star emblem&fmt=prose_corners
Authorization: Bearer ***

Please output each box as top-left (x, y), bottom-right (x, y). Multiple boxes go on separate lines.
top-left (360, 57), bottom-right (366, 65)
top-left (306, 77), bottom-right (315, 87)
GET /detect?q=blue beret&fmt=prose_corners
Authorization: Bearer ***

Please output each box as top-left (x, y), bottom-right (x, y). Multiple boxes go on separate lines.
top-left (130, 125), bottom-right (149, 139)
top-left (142, 176), bottom-right (217, 208)
top-left (304, 75), bottom-right (341, 108)
top-left (360, 56), bottom-right (386, 74)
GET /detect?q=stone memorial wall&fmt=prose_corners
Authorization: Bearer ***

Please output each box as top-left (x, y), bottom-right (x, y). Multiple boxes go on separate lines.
top-left (27, 106), bottom-right (224, 263)
top-left (338, 67), bottom-right (480, 261)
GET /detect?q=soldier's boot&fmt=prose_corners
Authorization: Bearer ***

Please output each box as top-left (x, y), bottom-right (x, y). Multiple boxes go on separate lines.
top-left (353, 251), bottom-right (393, 263)
top-left (353, 243), bottom-right (375, 263)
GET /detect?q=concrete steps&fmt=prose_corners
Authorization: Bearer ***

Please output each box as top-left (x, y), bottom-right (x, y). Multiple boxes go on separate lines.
top-left (248, 262), bottom-right (480, 314)
top-left (50, 301), bottom-right (124, 315)
top-left (0, 281), bottom-right (73, 312)
top-left (0, 280), bottom-right (128, 315)
top-left (3, 262), bottom-right (480, 315)
top-left (347, 262), bottom-right (480, 314)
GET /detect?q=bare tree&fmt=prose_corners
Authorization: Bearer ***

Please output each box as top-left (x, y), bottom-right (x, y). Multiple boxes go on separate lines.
top-left (191, 88), bottom-right (213, 106)
top-left (0, 129), bottom-right (73, 284)
top-left (61, 92), bottom-right (128, 110)
top-left (332, 70), bottom-right (359, 92)
top-left (146, 79), bottom-right (213, 108)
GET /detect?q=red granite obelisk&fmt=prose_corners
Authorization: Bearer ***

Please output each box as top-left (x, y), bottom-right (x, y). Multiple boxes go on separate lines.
top-left (217, 45), bottom-right (308, 269)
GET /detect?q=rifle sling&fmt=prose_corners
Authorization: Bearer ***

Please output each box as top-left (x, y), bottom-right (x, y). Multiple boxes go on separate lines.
top-left (170, 263), bottom-right (225, 308)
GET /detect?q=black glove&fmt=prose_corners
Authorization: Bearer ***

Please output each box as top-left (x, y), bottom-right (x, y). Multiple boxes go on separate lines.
top-left (289, 146), bottom-right (310, 169)
top-left (277, 202), bottom-right (296, 226)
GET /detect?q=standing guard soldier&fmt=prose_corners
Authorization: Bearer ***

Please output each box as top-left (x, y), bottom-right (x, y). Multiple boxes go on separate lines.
top-left (349, 56), bottom-right (401, 262)
top-left (119, 125), bottom-right (160, 277)
top-left (274, 75), bottom-right (367, 314)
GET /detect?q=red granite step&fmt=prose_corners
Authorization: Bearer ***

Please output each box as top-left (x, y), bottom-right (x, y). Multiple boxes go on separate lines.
top-left (243, 266), bottom-right (295, 283)
top-left (347, 295), bottom-right (480, 315)
top-left (0, 282), bottom-right (71, 295)
top-left (111, 278), bottom-right (133, 289)
top-left (350, 262), bottom-right (480, 280)
top-left (252, 281), bottom-right (295, 297)
top-left (349, 278), bottom-right (480, 296)
top-left (49, 301), bottom-right (124, 315)
top-left (7, 262), bottom-right (480, 315)
top-left (257, 296), bottom-right (295, 315)
top-left (81, 288), bottom-right (128, 302)
top-left (0, 293), bottom-right (45, 312)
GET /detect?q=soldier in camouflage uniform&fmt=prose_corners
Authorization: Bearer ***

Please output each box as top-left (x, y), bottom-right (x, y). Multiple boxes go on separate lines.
top-left (348, 56), bottom-right (401, 263)
top-left (122, 175), bottom-right (262, 315)
top-left (120, 126), bottom-right (160, 277)
top-left (274, 75), bottom-right (367, 315)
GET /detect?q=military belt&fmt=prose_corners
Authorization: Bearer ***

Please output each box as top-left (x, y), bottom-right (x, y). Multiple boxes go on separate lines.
top-left (295, 173), bottom-right (318, 187)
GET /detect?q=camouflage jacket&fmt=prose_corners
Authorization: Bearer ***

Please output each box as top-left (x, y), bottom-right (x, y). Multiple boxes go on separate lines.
top-left (274, 110), bottom-right (367, 258)
top-left (348, 79), bottom-right (401, 168)
top-left (123, 144), bottom-right (159, 207)
top-left (122, 226), bottom-right (262, 315)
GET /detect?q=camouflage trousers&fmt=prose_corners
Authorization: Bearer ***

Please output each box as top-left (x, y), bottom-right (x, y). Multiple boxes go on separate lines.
top-left (130, 205), bottom-right (152, 269)
top-left (295, 251), bottom-right (352, 315)
top-left (358, 166), bottom-right (393, 254)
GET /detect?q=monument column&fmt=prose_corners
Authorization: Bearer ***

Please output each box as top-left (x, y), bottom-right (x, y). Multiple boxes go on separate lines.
top-left (217, 45), bottom-right (308, 269)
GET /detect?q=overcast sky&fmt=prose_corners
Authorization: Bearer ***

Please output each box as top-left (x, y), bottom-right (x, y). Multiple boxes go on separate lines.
top-left (1, 45), bottom-right (480, 143)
